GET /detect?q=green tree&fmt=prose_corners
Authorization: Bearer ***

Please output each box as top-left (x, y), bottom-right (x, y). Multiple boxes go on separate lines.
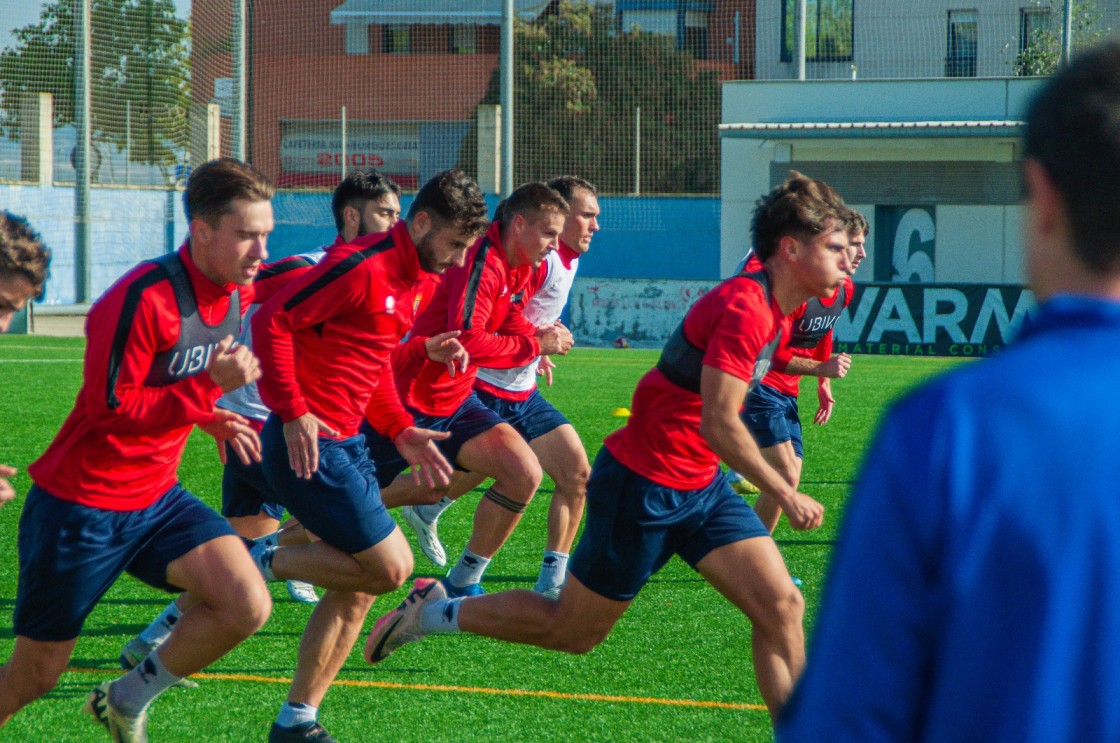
top-left (0, 0), bottom-right (190, 171)
top-left (1014, 1), bottom-right (1110, 76)
top-left (460, 1), bottom-right (722, 194)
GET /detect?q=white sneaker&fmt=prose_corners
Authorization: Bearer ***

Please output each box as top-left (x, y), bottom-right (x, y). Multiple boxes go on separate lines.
top-left (286, 580), bottom-right (320, 604)
top-left (119, 637), bottom-right (198, 689)
top-left (85, 681), bottom-right (149, 743)
top-left (364, 578), bottom-right (446, 663)
top-left (401, 506), bottom-right (447, 568)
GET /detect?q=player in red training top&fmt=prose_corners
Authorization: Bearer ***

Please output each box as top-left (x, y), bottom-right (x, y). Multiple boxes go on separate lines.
top-left (0, 211), bottom-right (50, 507)
top-left (365, 172), bottom-right (853, 723)
top-left (0, 159), bottom-right (274, 742)
top-left (398, 175), bottom-right (600, 598)
top-left (745, 211), bottom-right (867, 534)
top-left (361, 182), bottom-right (574, 599)
top-left (249, 169), bottom-right (486, 743)
top-left (115, 169), bottom-right (406, 682)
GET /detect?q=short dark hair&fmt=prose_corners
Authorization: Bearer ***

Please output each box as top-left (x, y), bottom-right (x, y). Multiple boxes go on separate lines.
top-left (547, 175), bottom-right (597, 203)
top-left (331, 168), bottom-right (402, 233)
top-left (184, 158), bottom-right (274, 225)
top-left (408, 169), bottom-right (489, 238)
top-left (0, 211), bottom-right (51, 295)
top-left (750, 171), bottom-right (848, 262)
top-left (498, 182), bottom-right (569, 226)
top-left (1024, 38), bottom-right (1120, 273)
top-left (848, 209), bottom-right (869, 237)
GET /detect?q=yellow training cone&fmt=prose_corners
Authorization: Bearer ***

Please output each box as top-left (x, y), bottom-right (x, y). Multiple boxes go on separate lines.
top-left (611, 407), bottom-right (631, 417)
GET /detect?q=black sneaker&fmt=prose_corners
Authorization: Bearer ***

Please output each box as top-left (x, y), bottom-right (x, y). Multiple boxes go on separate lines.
top-left (268, 721), bottom-right (338, 742)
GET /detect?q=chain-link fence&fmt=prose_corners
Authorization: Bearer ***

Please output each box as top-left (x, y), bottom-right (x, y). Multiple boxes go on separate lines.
top-left (0, 0), bottom-right (1114, 304)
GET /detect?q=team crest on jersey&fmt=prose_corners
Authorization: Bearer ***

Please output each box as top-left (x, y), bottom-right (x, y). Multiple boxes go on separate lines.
top-left (413, 294), bottom-right (423, 313)
top-left (385, 296), bottom-right (395, 311)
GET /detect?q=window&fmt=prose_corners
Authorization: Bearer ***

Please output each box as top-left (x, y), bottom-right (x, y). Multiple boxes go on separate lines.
top-left (618, 4), bottom-right (712, 60)
top-left (1020, 7), bottom-right (1053, 52)
top-left (780, 0), bottom-right (854, 63)
top-left (946, 10), bottom-right (978, 77)
top-left (450, 25), bottom-right (477, 54)
top-left (383, 25), bottom-right (410, 54)
top-left (344, 23), bottom-right (369, 55)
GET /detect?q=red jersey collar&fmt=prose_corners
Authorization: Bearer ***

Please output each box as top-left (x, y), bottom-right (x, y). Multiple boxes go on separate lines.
top-left (557, 240), bottom-right (580, 270)
top-left (348, 221), bottom-right (425, 283)
top-left (180, 241), bottom-right (238, 302)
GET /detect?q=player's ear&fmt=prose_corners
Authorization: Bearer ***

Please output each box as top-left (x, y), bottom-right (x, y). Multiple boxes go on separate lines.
top-left (778, 234), bottom-right (799, 260)
top-left (189, 217), bottom-right (212, 245)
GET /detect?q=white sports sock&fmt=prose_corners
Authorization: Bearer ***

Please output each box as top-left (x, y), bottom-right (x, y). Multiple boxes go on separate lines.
top-left (421, 597), bottom-right (464, 633)
top-left (137, 600), bottom-right (182, 646)
top-left (276, 702), bottom-right (318, 728)
top-left (109, 650), bottom-right (182, 715)
top-left (446, 548), bottom-right (490, 588)
top-left (416, 496), bottom-right (455, 523)
top-left (534, 550), bottom-right (569, 592)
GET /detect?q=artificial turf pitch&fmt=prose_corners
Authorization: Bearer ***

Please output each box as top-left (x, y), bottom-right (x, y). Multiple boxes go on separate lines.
top-left (0, 337), bottom-right (960, 741)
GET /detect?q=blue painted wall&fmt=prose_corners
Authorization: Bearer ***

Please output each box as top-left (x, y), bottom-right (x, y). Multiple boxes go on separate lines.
top-left (0, 183), bottom-right (720, 305)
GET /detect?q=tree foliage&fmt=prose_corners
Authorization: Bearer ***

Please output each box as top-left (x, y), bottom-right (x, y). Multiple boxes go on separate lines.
top-left (1014, 1), bottom-right (1110, 76)
top-left (0, 0), bottom-right (190, 169)
top-left (459, 1), bottom-right (722, 194)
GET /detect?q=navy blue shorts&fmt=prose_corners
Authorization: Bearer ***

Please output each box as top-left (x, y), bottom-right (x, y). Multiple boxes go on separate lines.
top-left (221, 443), bottom-right (285, 521)
top-left (260, 414), bottom-right (397, 555)
top-left (475, 388), bottom-right (571, 442)
top-left (14, 483), bottom-right (234, 642)
top-left (742, 382), bottom-right (804, 458)
top-left (569, 448), bottom-right (771, 601)
top-left (360, 393), bottom-right (504, 482)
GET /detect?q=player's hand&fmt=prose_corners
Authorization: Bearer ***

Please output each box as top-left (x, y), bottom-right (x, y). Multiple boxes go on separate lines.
top-left (814, 378), bottom-right (835, 426)
top-left (536, 321), bottom-right (574, 356)
top-left (393, 427), bottom-right (455, 489)
top-left (200, 409), bottom-right (261, 466)
top-left (283, 413), bottom-right (339, 480)
top-left (818, 353), bottom-right (851, 379)
top-left (780, 491), bottom-right (825, 531)
top-left (536, 355), bottom-right (556, 386)
top-left (425, 331), bottom-right (469, 377)
top-left (0, 464), bottom-right (17, 507)
top-left (207, 335), bottom-right (262, 392)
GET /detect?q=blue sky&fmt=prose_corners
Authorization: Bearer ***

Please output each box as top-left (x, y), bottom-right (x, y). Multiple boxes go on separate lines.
top-left (1, 0), bottom-right (192, 52)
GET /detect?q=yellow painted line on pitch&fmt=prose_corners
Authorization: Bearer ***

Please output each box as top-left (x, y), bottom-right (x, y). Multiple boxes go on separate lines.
top-left (66, 667), bottom-right (765, 712)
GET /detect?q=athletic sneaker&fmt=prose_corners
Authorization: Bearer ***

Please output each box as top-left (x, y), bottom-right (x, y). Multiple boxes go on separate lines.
top-left (401, 505), bottom-right (447, 568)
top-left (119, 638), bottom-right (198, 689)
top-left (85, 681), bottom-right (148, 743)
top-left (268, 721), bottom-right (338, 742)
top-left (727, 470), bottom-right (761, 495)
top-left (286, 580), bottom-right (320, 604)
top-left (364, 578), bottom-right (446, 663)
top-left (442, 578), bottom-right (485, 598)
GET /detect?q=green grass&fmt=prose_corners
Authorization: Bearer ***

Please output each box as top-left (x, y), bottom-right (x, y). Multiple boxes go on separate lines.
top-left (0, 338), bottom-right (962, 742)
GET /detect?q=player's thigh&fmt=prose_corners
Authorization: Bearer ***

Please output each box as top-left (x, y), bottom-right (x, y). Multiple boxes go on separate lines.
top-left (760, 440), bottom-right (802, 488)
top-left (166, 533), bottom-right (270, 614)
top-left (694, 537), bottom-right (802, 625)
top-left (530, 424), bottom-right (590, 486)
top-left (457, 422), bottom-right (541, 486)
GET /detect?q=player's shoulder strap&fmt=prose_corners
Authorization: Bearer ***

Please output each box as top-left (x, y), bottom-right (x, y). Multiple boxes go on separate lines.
top-left (282, 233), bottom-right (395, 312)
top-left (655, 269), bottom-right (772, 393)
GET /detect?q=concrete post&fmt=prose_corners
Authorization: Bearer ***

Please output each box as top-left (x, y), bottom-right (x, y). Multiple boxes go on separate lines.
top-left (477, 104), bottom-right (501, 195)
top-left (20, 92), bottom-right (53, 185)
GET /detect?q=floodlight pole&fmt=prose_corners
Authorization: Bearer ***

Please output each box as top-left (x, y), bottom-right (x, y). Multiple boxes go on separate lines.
top-left (500, 0), bottom-right (514, 198)
top-left (232, 0), bottom-right (248, 160)
top-left (1061, 0), bottom-right (1073, 66)
top-left (796, 0), bottom-right (807, 80)
top-left (74, 0), bottom-right (92, 303)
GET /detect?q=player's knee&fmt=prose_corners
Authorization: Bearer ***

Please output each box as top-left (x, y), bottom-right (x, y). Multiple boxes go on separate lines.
top-left (553, 459), bottom-right (590, 496)
top-left (501, 455), bottom-right (542, 498)
top-left (549, 625), bottom-right (607, 655)
top-left (233, 581), bottom-right (273, 636)
top-left (761, 584), bottom-right (805, 632)
top-left (377, 551), bottom-right (414, 591)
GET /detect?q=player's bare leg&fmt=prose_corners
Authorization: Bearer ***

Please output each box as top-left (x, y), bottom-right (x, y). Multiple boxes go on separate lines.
top-left (529, 423), bottom-right (590, 594)
top-left (752, 442), bottom-right (803, 533)
top-left (695, 537), bottom-right (806, 721)
top-left (286, 528), bottom-right (412, 708)
top-left (0, 637), bottom-right (77, 724)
